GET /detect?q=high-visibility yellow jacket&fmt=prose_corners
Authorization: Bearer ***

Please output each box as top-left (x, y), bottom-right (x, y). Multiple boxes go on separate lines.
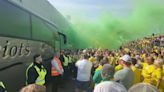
top-left (0, 81), bottom-right (6, 92)
top-left (63, 55), bottom-right (69, 66)
top-left (26, 63), bottom-right (47, 85)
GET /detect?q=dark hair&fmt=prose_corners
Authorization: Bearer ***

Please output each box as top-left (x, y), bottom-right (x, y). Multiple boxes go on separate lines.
top-left (91, 52), bottom-right (95, 56)
top-left (33, 54), bottom-right (41, 62)
top-left (124, 62), bottom-right (132, 66)
top-left (154, 52), bottom-right (158, 57)
top-left (131, 58), bottom-right (137, 65)
top-left (101, 64), bottom-right (115, 79)
top-left (95, 56), bottom-right (101, 62)
top-left (128, 52), bottom-right (131, 56)
top-left (147, 56), bottom-right (154, 64)
top-left (83, 54), bottom-right (89, 59)
top-left (111, 53), bottom-right (115, 57)
top-left (100, 58), bottom-right (108, 66)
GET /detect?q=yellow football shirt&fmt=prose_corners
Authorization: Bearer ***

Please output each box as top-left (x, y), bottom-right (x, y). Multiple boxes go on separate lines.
top-left (115, 64), bottom-right (123, 72)
top-left (131, 66), bottom-right (141, 84)
top-left (142, 64), bottom-right (156, 84)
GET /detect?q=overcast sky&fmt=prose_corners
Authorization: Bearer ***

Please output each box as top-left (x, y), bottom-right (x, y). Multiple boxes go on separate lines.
top-left (47, 0), bottom-right (134, 21)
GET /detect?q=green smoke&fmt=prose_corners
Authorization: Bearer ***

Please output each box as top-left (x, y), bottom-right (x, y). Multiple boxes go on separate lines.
top-left (66, 0), bottom-right (164, 50)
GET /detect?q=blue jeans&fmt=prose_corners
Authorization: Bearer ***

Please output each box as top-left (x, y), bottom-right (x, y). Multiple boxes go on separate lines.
top-left (76, 80), bottom-right (90, 91)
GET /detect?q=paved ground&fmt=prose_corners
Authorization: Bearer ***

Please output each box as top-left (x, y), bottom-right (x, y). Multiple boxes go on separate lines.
top-left (46, 78), bottom-right (76, 92)
top-left (58, 79), bottom-right (94, 92)
top-left (58, 79), bottom-right (76, 92)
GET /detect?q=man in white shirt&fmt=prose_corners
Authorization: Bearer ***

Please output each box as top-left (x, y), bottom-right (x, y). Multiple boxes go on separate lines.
top-left (75, 54), bottom-right (93, 92)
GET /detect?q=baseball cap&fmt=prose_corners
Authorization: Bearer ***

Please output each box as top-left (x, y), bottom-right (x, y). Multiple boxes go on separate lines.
top-left (120, 54), bottom-right (131, 63)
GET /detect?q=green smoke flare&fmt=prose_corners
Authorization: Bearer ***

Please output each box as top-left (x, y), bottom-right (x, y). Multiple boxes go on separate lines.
top-left (66, 0), bottom-right (164, 50)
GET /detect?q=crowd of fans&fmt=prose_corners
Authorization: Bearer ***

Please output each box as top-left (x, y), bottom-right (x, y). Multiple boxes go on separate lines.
top-left (59, 34), bottom-right (164, 92)
top-left (19, 34), bottom-right (164, 92)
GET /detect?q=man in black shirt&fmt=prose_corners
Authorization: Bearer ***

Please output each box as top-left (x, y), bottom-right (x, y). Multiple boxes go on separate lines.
top-left (26, 54), bottom-right (47, 85)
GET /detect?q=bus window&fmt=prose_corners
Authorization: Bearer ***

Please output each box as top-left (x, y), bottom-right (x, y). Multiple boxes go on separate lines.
top-left (54, 40), bottom-right (61, 51)
top-left (0, 0), bottom-right (31, 38)
top-left (31, 16), bottom-right (54, 43)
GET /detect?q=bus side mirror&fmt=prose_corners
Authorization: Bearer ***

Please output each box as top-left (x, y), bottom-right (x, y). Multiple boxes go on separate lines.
top-left (58, 32), bottom-right (67, 44)
top-left (63, 35), bottom-right (67, 44)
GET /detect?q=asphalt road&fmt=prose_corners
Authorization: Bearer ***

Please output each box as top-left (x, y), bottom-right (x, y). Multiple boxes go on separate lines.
top-left (58, 79), bottom-right (76, 92)
top-left (46, 78), bottom-right (76, 92)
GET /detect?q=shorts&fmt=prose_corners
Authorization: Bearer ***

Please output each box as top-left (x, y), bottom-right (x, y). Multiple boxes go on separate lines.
top-left (75, 80), bottom-right (90, 91)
